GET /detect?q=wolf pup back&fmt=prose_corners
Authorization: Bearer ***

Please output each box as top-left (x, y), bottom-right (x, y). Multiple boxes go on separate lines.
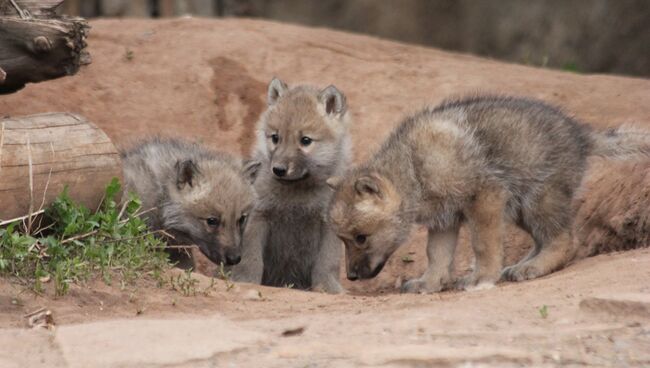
top-left (121, 138), bottom-right (259, 268)
top-left (232, 78), bottom-right (351, 293)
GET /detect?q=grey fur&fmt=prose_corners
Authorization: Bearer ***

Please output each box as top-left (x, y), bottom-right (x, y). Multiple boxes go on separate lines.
top-left (328, 95), bottom-right (650, 293)
top-left (121, 138), bottom-right (258, 268)
top-left (231, 78), bottom-right (351, 293)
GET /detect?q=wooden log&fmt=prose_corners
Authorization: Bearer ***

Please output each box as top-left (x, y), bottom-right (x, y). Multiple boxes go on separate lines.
top-left (0, 113), bottom-right (122, 221)
top-left (0, 0), bottom-right (90, 94)
top-left (5, 0), bottom-right (66, 17)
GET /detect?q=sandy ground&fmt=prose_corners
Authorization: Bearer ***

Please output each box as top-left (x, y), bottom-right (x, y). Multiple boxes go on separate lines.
top-left (1, 18), bottom-right (649, 367)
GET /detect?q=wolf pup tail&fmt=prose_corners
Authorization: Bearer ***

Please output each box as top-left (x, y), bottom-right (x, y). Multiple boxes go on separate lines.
top-left (589, 125), bottom-right (650, 158)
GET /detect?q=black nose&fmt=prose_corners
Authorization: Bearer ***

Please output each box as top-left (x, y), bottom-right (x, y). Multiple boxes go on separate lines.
top-left (226, 254), bottom-right (241, 266)
top-left (272, 166), bottom-right (287, 177)
top-left (347, 270), bottom-right (359, 281)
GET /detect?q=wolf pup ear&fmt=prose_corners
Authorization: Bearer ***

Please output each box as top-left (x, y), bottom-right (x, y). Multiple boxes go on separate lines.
top-left (326, 176), bottom-right (343, 190)
top-left (241, 160), bottom-right (262, 184)
top-left (318, 85), bottom-right (347, 117)
top-left (354, 176), bottom-right (381, 198)
top-left (267, 77), bottom-right (288, 106)
top-left (175, 159), bottom-right (199, 189)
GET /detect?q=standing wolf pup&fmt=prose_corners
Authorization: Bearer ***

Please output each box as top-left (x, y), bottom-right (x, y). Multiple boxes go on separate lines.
top-left (231, 78), bottom-right (350, 293)
top-left (121, 138), bottom-right (259, 269)
top-left (327, 96), bottom-right (650, 293)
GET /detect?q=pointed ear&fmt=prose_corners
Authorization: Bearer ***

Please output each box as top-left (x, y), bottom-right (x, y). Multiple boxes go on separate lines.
top-left (326, 176), bottom-right (343, 191)
top-left (318, 85), bottom-right (347, 117)
top-left (241, 160), bottom-right (261, 184)
top-left (267, 77), bottom-right (288, 106)
top-left (354, 176), bottom-right (381, 197)
top-left (175, 159), bottom-right (199, 190)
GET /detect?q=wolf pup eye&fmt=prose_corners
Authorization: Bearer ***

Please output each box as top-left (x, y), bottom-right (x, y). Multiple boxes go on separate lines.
top-left (206, 217), bottom-right (220, 227)
top-left (237, 213), bottom-right (248, 229)
top-left (300, 136), bottom-right (313, 146)
top-left (355, 234), bottom-right (367, 245)
top-left (270, 133), bottom-right (279, 144)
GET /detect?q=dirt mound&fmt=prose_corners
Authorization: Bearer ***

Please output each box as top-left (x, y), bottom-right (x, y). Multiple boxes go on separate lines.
top-left (1, 18), bottom-right (649, 367)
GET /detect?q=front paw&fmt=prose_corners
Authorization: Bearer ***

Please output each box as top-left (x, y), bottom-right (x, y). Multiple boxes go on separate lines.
top-left (400, 278), bottom-right (444, 294)
top-left (501, 263), bottom-right (544, 282)
top-left (454, 273), bottom-right (497, 291)
top-left (312, 280), bottom-right (345, 294)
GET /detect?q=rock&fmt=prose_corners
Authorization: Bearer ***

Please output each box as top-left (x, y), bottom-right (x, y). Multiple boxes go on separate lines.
top-left (54, 316), bottom-right (265, 368)
top-left (243, 289), bottom-right (263, 301)
top-left (0, 328), bottom-right (66, 368)
top-left (580, 293), bottom-right (650, 320)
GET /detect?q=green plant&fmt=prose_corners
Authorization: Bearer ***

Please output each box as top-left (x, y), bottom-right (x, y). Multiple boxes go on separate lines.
top-left (124, 48), bottom-right (134, 61)
top-left (170, 268), bottom-right (199, 296)
top-left (401, 255), bottom-right (415, 263)
top-left (0, 178), bottom-right (170, 296)
top-left (216, 262), bottom-right (235, 291)
top-left (539, 305), bottom-right (549, 319)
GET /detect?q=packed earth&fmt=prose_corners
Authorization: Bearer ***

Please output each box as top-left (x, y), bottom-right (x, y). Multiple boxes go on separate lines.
top-left (0, 18), bottom-right (649, 367)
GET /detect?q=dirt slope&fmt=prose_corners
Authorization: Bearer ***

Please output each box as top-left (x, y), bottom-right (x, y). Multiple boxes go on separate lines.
top-left (0, 18), bottom-right (649, 367)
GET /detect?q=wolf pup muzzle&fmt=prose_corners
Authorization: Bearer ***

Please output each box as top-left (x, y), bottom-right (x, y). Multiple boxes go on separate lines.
top-left (347, 256), bottom-right (387, 280)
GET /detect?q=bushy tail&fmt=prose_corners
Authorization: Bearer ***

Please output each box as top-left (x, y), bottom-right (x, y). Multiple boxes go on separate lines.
top-left (590, 125), bottom-right (650, 158)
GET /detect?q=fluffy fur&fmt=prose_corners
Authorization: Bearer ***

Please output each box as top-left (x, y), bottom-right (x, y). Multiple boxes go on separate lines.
top-left (327, 95), bottom-right (650, 293)
top-left (121, 138), bottom-right (259, 268)
top-left (231, 78), bottom-right (351, 293)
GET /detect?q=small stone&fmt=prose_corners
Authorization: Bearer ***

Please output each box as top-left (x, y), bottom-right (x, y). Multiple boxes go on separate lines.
top-left (243, 289), bottom-right (262, 301)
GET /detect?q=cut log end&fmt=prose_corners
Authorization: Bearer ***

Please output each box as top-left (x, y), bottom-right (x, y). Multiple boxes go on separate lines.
top-left (0, 113), bottom-right (122, 220)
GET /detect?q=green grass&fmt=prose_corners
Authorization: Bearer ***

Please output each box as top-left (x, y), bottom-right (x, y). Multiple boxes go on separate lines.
top-left (538, 304), bottom-right (549, 319)
top-left (0, 178), bottom-right (171, 296)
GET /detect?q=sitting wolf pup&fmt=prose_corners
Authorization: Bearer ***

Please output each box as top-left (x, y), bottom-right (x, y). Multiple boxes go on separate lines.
top-left (121, 138), bottom-right (260, 268)
top-left (231, 78), bottom-right (350, 293)
top-left (327, 96), bottom-right (650, 293)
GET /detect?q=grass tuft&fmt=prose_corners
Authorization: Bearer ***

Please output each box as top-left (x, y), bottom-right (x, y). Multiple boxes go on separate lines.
top-left (0, 178), bottom-right (170, 296)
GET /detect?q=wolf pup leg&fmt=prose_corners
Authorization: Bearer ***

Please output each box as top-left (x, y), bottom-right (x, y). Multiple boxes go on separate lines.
top-left (401, 228), bottom-right (459, 293)
top-left (230, 211), bottom-right (268, 284)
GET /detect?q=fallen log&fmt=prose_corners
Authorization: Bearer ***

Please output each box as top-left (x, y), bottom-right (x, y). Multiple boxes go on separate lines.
top-left (0, 113), bottom-right (122, 221)
top-left (0, 0), bottom-right (90, 94)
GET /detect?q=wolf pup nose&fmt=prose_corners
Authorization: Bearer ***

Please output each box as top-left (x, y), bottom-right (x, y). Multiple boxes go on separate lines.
top-left (121, 138), bottom-right (259, 269)
top-left (231, 77), bottom-right (351, 294)
top-left (272, 165), bottom-right (287, 178)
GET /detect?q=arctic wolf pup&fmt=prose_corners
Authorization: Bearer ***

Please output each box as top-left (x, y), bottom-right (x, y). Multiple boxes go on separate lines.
top-left (327, 95), bottom-right (650, 293)
top-left (121, 138), bottom-right (259, 268)
top-left (232, 78), bottom-right (351, 293)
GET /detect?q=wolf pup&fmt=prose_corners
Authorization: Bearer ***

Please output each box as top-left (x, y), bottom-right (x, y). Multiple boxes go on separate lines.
top-left (231, 78), bottom-right (351, 293)
top-left (327, 95), bottom-right (650, 293)
top-left (121, 138), bottom-right (259, 268)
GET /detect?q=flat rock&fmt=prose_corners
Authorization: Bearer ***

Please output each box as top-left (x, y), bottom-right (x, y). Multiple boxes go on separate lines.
top-left (580, 293), bottom-right (650, 319)
top-left (54, 315), bottom-right (266, 368)
top-left (0, 328), bottom-right (66, 368)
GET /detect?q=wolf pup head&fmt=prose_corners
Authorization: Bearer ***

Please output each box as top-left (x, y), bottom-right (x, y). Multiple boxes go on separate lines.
top-left (256, 77), bottom-right (350, 184)
top-left (327, 172), bottom-right (411, 280)
top-left (164, 158), bottom-right (260, 266)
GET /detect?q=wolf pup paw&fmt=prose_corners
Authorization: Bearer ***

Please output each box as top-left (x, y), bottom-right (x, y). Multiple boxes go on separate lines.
top-left (400, 278), bottom-right (446, 294)
top-left (453, 273), bottom-right (497, 291)
top-left (501, 263), bottom-right (543, 282)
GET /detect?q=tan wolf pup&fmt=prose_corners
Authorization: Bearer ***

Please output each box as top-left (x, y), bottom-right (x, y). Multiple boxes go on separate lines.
top-left (327, 96), bottom-right (650, 293)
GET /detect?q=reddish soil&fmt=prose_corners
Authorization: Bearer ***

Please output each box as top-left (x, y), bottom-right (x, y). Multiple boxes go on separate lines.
top-left (0, 18), bottom-right (649, 366)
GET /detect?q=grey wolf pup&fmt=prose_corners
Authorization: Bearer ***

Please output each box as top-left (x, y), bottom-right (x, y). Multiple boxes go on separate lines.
top-left (121, 138), bottom-right (259, 268)
top-left (231, 78), bottom-right (351, 293)
top-left (327, 95), bottom-right (650, 293)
